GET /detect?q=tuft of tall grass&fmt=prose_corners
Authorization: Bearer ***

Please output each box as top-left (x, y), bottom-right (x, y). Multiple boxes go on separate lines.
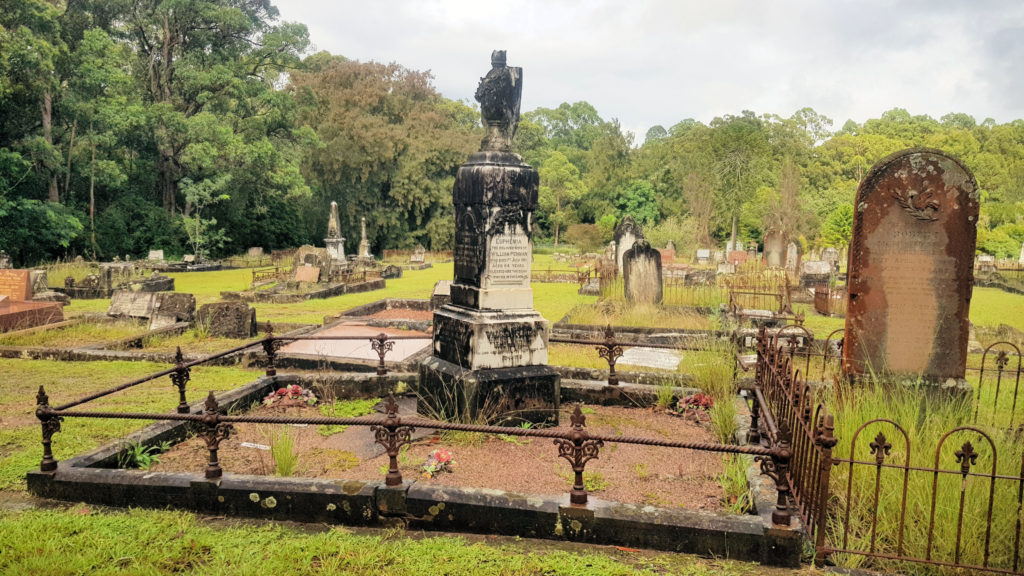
top-left (270, 428), bottom-right (299, 477)
top-left (719, 455), bottom-right (753, 514)
top-left (564, 301), bottom-right (713, 330)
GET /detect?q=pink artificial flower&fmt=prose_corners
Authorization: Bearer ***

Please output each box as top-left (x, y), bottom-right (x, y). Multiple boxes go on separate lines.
top-left (290, 385), bottom-right (302, 395)
top-left (433, 449), bottom-right (452, 463)
top-left (276, 388), bottom-right (288, 396)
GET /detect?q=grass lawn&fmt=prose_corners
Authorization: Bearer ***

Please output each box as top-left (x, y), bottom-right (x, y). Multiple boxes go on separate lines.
top-left (0, 359), bottom-right (256, 490)
top-left (0, 319), bottom-right (148, 348)
top-left (0, 506), bottom-right (803, 576)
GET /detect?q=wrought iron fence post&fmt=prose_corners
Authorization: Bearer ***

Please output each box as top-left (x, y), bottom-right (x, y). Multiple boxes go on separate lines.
top-left (199, 392), bottom-right (233, 480)
top-left (35, 386), bottom-right (61, 473)
top-left (555, 404), bottom-right (603, 505)
top-left (596, 325), bottom-right (623, 386)
top-left (170, 346), bottom-right (191, 414)
top-left (770, 430), bottom-right (794, 526)
top-left (262, 323), bottom-right (280, 377)
top-left (370, 333), bottom-right (394, 376)
top-left (814, 413), bottom-right (838, 566)
top-left (371, 394), bottom-right (414, 486)
top-left (747, 389), bottom-right (762, 445)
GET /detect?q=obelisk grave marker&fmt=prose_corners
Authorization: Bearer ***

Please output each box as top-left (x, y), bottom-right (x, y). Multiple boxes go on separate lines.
top-left (843, 148), bottom-right (979, 383)
top-left (419, 51), bottom-right (559, 426)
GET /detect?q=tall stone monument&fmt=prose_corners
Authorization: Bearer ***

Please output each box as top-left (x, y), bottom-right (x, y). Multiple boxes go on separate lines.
top-left (614, 215), bottom-right (643, 272)
top-left (843, 148), bottom-right (979, 384)
top-left (325, 201), bottom-right (345, 265)
top-left (763, 231), bottom-right (786, 268)
top-left (358, 217), bottom-right (372, 260)
top-left (418, 51), bottom-right (559, 426)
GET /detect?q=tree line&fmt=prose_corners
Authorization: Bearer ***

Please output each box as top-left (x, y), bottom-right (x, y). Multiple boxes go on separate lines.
top-left (2, 0), bottom-right (1022, 267)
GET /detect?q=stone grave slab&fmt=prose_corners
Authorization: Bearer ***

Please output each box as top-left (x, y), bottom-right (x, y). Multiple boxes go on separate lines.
top-left (108, 291), bottom-right (157, 318)
top-left (844, 148), bottom-right (979, 382)
top-left (618, 347), bottom-right (682, 370)
top-left (148, 250), bottom-right (164, 261)
top-left (281, 323), bottom-right (431, 361)
top-left (0, 299), bottom-right (63, 332)
top-left (197, 302), bottom-right (256, 338)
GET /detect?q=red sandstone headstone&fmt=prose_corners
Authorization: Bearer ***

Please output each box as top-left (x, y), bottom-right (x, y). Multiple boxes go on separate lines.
top-left (294, 265), bottom-right (320, 283)
top-left (0, 269), bottom-right (31, 301)
top-left (843, 148), bottom-right (979, 382)
top-left (728, 251), bottom-right (748, 265)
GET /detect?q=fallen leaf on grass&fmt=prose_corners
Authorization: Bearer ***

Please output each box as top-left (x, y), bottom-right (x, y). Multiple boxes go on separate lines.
top-left (614, 546), bottom-right (641, 553)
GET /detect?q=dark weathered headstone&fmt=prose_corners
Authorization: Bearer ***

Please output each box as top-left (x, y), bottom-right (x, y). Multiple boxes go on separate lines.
top-left (420, 51), bottom-right (558, 426)
top-left (149, 292), bottom-right (196, 329)
top-left (800, 260), bottom-right (833, 289)
top-left (623, 240), bottom-right (663, 305)
top-left (197, 302), bottom-right (257, 338)
top-left (108, 290), bottom-right (157, 318)
top-left (381, 265), bottom-right (402, 279)
top-left (843, 148), bottom-right (979, 382)
top-left (614, 215), bottom-right (644, 272)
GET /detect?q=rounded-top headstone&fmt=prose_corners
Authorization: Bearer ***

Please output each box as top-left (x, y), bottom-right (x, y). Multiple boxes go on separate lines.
top-left (843, 148), bottom-right (979, 382)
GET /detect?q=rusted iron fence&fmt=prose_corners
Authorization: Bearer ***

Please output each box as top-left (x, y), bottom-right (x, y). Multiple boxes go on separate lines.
top-left (747, 325), bottom-right (1024, 574)
top-left (548, 325), bottom-right (704, 386)
top-left (973, 341), bottom-right (1024, 430)
top-left (32, 325), bottom-right (794, 516)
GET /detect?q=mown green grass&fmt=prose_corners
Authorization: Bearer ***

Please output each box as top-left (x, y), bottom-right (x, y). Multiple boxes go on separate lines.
top-left (0, 507), bottom-right (797, 576)
top-left (0, 319), bottom-right (147, 348)
top-left (0, 359), bottom-right (256, 490)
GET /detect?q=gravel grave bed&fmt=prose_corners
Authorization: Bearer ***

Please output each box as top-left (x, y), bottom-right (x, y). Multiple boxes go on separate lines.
top-left (151, 402), bottom-right (730, 510)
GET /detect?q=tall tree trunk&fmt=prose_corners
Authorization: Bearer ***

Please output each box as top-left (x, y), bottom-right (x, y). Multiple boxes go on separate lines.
top-left (90, 131), bottom-right (97, 259)
top-left (63, 119), bottom-right (76, 198)
top-left (159, 150), bottom-right (176, 215)
top-left (41, 90), bottom-right (59, 203)
top-left (729, 212), bottom-right (739, 252)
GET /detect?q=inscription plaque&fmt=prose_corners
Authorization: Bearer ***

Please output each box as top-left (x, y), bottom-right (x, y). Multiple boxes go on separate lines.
top-left (485, 230), bottom-right (530, 287)
top-left (843, 148), bottom-right (979, 382)
top-left (0, 270), bottom-right (31, 301)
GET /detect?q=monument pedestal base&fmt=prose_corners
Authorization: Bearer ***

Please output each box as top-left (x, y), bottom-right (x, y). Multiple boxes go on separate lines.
top-left (431, 304), bottom-right (549, 370)
top-left (417, 356), bottom-right (560, 426)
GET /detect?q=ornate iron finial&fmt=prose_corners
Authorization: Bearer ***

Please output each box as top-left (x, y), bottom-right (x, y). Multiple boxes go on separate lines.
top-left (174, 346), bottom-right (184, 365)
top-left (204, 391), bottom-right (219, 414)
top-left (955, 441), bottom-right (978, 476)
top-left (383, 393), bottom-right (399, 419)
top-left (264, 321), bottom-right (274, 337)
top-left (869, 432), bottom-right (891, 464)
top-left (570, 404), bottom-right (586, 429)
top-left (996, 350), bottom-right (1009, 371)
top-left (370, 333), bottom-right (395, 376)
top-left (36, 385), bottom-right (49, 407)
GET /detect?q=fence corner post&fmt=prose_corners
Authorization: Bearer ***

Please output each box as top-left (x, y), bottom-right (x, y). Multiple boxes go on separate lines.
top-left (35, 385), bottom-right (61, 473)
top-left (770, 432), bottom-right (793, 526)
top-left (814, 412), bottom-right (838, 566)
top-left (170, 346), bottom-right (191, 414)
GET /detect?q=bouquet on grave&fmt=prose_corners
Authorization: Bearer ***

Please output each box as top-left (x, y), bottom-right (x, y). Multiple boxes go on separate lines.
top-left (677, 393), bottom-right (714, 423)
top-left (421, 448), bottom-right (457, 478)
top-left (263, 384), bottom-right (317, 407)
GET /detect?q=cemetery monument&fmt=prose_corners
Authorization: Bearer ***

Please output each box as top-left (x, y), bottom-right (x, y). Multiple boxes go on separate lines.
top-left (843, 148), bottom-right (979, 384)
top-left (418, 50), bottom-right (559, 426)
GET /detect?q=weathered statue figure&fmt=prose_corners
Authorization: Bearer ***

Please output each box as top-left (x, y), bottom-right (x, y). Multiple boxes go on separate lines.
top-left (474, 50), bottom-right (522, 152)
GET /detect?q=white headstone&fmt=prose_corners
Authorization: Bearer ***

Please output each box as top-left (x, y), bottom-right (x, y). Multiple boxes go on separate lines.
top-left (147, 250), bottom-right (164, 261)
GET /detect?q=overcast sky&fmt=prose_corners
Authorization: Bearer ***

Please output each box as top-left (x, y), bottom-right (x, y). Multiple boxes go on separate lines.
top-left (276, 0), bottom-right (1024, 142)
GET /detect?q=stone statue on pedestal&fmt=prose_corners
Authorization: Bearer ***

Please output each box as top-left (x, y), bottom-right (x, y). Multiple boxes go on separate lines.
top-left (475, 50), bottom-right (522, 153)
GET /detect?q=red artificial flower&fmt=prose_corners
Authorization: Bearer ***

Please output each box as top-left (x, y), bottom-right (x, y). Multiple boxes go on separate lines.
top-left (433, 449), bottom-right (452, 463)
top-left (276, 388), bottom-right (288, 396)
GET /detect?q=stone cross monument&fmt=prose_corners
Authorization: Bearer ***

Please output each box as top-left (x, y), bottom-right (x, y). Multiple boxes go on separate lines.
top-left (843, 148), bottom-right (979, 385)
top-left (418, 51), bottom-right (558, 426)
top-left (324, 201), bottom-right (345, 265)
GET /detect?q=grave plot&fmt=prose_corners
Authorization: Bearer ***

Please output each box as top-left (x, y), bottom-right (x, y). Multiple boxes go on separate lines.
top-left (0, 317), bottom-right (150, 349)
top-left (150, 399), bottom-right (730, 511)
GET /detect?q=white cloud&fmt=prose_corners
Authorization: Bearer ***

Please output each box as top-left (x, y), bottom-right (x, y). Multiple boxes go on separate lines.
top-left (277, 0), bottom-right (1024, 140)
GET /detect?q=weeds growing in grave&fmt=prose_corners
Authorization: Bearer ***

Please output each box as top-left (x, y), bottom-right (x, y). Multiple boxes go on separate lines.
top-left (270, 428), bottom-right (299, 477)
top-left (117, 440), bottom-right (172, 470)
top-left (655, 379), bottom-right (676, 409)
top-left (317, 397), bottom-right (379, 437)
top-left (718, 455), bottom-right (752, 514)
top-left (634, 462), bottom-right (650, 480)
top-left (564, 301), bottom-right (713, 330)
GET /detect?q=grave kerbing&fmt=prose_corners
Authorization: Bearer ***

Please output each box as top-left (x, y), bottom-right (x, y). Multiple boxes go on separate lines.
top-left (418, 51), bottom-right (559, 426)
